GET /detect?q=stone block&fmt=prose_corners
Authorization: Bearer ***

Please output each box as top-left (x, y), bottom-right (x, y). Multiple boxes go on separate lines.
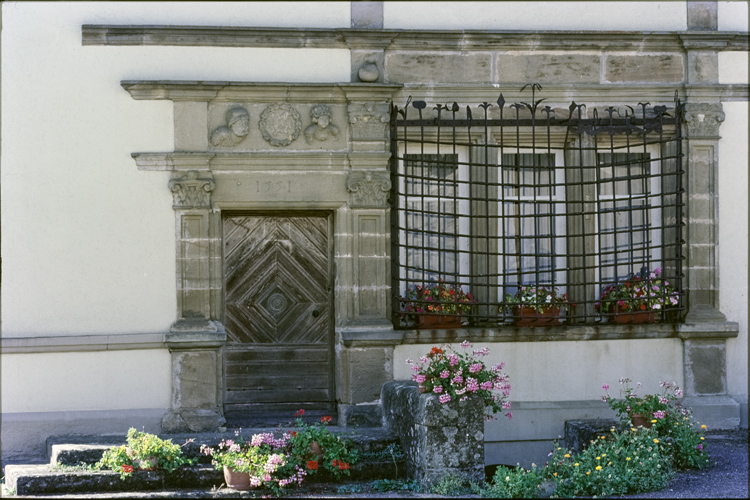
top-left (385, 52), bottom-right (491, 83)
top-left (345, 347), bottom-right (392, 404)
top-left (174, 102), bottom-right (208, 152)
top-left (682, 396), bottom-right (741, 429)
top-left (687, 1), bottom-right (718, 30)
top-left (381, 381), bottom-right (484, 486)
top-left (604, 53), bottom-right (684, 83)
top-left (564, 419), bottom-right (619, 455)
top-left (687, 51), bottom-right (719, 84)
top-left (171, 351), bottom-right (219, 408)
top-left (684, 340), bottom-right (727, 395)
top-left (495, 53), bottom-right (600, 83)
top-left (338, 403), bottom-right (383, 428)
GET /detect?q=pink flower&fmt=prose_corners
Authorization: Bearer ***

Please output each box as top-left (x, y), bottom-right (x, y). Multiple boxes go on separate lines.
top-left (466, 377), bottom-right (479, 392)
top-left (451, 374), bottom-right (463, 384)
top-left (493, 362), bottom-right (505, 371)
top-left (433, 385), bottom-right (443, 394)
top-left (653, 410), bottom-right (665, 419)
top-left (440, 370), bottom-right (450, 378)
top-left (460, 340), bottom-right (471, 348)
top-left (502, 401), bottom-right (511, 410)
top-left (449, 355), bottom-right (459, 366)
top-left (506, 412), bottom-right (513, 419)
top-left (415, 374), bottom-right (426, 383)
top-left (602, 383), bottom-right (610, 391)
top-left (675, 388), bottom-right (683, 397)
top-left (469, 363), bottom-right (483, 373)
top-left (439, 394), bottom-right (451, 404)
top-left (480, 381), bottom-right (493, 391)
top-left (697, 444), bottom-right (703, 451)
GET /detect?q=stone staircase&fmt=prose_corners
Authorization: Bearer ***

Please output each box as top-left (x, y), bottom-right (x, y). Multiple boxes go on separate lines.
top-left (3, 427), bottom-right (405, 497)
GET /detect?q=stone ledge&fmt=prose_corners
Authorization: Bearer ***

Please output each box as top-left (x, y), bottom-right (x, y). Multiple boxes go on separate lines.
top-left (0, 333), bottom-right (167, 354)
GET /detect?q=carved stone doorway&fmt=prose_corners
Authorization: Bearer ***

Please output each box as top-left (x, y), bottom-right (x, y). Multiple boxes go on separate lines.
top-left (222, 212), bottom-right (335, 426)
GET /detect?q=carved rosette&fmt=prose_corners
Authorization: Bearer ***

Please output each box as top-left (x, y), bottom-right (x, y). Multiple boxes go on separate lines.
top-left (683, 102), bottom-right (725, 139)
top-left (348, 102), bottom-right (390, 141)
top-left (347, 171), bottom-right (392, 208)
top-left (169, 170), bottom-right (216, 209)
top-left (259, 103), bottom-right (302, 147)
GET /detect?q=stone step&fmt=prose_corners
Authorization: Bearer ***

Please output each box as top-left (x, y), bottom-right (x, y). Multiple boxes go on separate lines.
top-left (5, 428), bottom-right (406, 496)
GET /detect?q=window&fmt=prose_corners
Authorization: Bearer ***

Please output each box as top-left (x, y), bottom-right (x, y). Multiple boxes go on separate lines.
top-left (390, 97), bottom-right (685, 326)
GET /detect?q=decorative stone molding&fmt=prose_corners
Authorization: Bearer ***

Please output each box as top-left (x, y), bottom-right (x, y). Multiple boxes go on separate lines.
top-left (168, 170), bottom-right (216, 208)
top-left (347, 171), bottom-right (392, 208)
top-left (210, 106), bottom-right (250, 147)
top-left (349, 102), bottom-right (390, 141)
top-left (683, 102), bottom-right (725, 138)
top-left (259, 103), bottom-right (302, 147)
top-left (304, 104), bottom-right (341, 144)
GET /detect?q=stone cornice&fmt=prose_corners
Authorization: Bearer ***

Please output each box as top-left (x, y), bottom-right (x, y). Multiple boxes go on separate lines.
top-left (121, 81), bottom-right (403, 102)
top-left (1, 333), bottom-right (167, 354)
top-left (85, 25), bottom-right (750, 52)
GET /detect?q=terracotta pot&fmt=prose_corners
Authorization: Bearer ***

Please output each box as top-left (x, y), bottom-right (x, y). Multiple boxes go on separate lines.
top-left (223, 466), bottom-right (254, 491)
top-left (133, 456), bottom-right (159, 471)
top-left (630, 413), bottom-right (653, 428)
top-left (612, 305), bottom-right (655, 324)
top-left (416, 314), bottom-right (462, 329)
top-left (418, 382), bottom-right (429, 393)
top-left (310, 441), bottom-right (324, 458)
top-left (514, 306), bottom-right (560, 327)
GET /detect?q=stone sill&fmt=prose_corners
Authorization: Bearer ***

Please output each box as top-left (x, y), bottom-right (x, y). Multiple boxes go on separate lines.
top-left (82, 25), bottom-right (750, 51)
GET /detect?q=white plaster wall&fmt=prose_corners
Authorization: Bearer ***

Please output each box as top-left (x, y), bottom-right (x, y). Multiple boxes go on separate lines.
top-left (394, 339), bottom-right (684, 402)
top-left (384, 1), bottom-right (687, 31)
top-left (0, 2), bottom-right (350, 336)
top-left (1, 349), bottom-right (171, 413)
top-left (718, 101), bottom-right (749, 398)
top-left (719, 52), bottom-right (750, 84)
top-left (718, 1), bottom-right (749, 31)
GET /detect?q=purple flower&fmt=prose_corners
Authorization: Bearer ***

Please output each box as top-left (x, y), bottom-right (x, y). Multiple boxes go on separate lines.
top-left (697, 444), bottom-right (703, 451)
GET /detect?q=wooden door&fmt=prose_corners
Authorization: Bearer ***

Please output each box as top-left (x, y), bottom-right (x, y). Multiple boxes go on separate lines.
top-left (223, 214), bottom-right (334, 426)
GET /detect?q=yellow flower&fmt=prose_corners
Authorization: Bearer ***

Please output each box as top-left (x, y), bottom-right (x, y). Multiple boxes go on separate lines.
top-left (700, 437), bottom-right (704, 440)
top-left (596, 465), bottom-right (602, 470)
top-left (631, 427), bottom-right (636, 432)
top-left (602, 454), bottom-right (606, 457)
top-left (600, 436), bottom-right (605, 439)
top-left (553, 472), bottom-right (558, 477)
top-left (626, 457), bottom-right (631, 461)
top-left (574, 463), bottom-right (579, 466)
top-left (586, 471), bottom-right (591, 475)
top-left (653, 438), bottom-right (659, 443)
top-left (701, 424), bottom-right (707, 429)
top-left (564, 454), bottom-right (570, 458)
top-left (651, 419), bottom-right (657, 423)
top-left (596, 456), bottom-right (601, 460)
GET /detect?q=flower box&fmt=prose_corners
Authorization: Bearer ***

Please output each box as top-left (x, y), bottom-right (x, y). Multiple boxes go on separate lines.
top-left (514, 306), bottom-right (560, 327)
top-left (416, 314), bottom-right (463, 329)
top-left (611, 306), bottom-right (656, 324)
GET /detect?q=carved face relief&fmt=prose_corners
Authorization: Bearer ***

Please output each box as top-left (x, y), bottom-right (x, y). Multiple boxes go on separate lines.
top-left (259, 103), bottom-right (302, 147)
top-left (210, 106), bottom-right (250, 148)
top-left (304, 104), bottom-right (340, 145)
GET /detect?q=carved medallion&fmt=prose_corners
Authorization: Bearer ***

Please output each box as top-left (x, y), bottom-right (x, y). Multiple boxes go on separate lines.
top-left (168, 170), bottom-right (215, 209)
top-left (259, 103), bottom-right (302, 147)
top-left (347, 171), bottom-right (392, 208)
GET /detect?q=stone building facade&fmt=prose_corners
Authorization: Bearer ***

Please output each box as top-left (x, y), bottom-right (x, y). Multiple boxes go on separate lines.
top-left (2, 1), bottom-right (748, 467)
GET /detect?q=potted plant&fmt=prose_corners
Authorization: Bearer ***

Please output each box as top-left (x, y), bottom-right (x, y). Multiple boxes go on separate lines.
top-left (504, 285), bottom-right (570, 326)
top-left (96, 428), bottom-right (195, 479)
top-left (596, 268), bottom-right (679, 324)
top-left (406, 340), bottom-right (512, 420)
top-left (199, 431), bottom-right (306, 492)
top-left (282, 410), bottom-right (359, 481)
top-left (400, 280), bottom-right (475, 329)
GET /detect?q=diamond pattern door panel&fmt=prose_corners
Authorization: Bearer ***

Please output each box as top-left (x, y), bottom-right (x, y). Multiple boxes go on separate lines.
top-left (223, 215), bottom-right (334, 426)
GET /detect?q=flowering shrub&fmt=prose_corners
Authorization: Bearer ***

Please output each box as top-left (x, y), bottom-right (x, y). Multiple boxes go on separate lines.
top-left (406, 341), bottom-right (512, 420)
top-left (96, 428), bottom-right (195, 479)
top-left (596, 268), bottom-right (679, 314)
top-left (200, 431), bottom-right (306, 493)
top-left (602, 378), bottom-right (709, 469)
top-left (280, 410), bottom-right (359, 481)
top-left (400, 280), bottom-right (474, 316)
top-left (503, 285), bottom-right (570, 313)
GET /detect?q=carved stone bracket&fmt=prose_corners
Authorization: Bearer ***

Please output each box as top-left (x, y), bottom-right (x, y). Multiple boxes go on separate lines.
top-left (348, 102), bottom-right (390, 141)
top-left (168, 170), bottom-right (216, 209)
top-left (347, 171), bottom-right (391, 208)
top-left (683, 102), bottom-right (725, 139)
top-left (259, 103), bottom-right (302, 147)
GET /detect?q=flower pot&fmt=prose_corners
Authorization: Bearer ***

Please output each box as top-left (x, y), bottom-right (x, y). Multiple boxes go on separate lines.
top-left (133, 456), bottom-right (159, 471)
top-left (612, 305), bottom-right (655, 324)
top-left (310, 441), bottom-right (324, 458)
top-left (514, 306), bottom-right (560, 327)
top-left (630, 413), bottom-right (653, 428)
top-left (416, 314), bottom-right (462, 329)
top-left (418, 382), bottom-right (429, 393)
top-left (223, 466), bottom-right (255, 491)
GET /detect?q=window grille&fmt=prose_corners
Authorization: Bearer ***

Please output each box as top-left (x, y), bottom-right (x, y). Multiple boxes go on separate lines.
top-left (389, 90), bottom-right (685, 327)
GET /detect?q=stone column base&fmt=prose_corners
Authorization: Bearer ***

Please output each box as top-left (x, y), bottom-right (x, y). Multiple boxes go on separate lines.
top-left (681, 396), bottom-right (741, 430)
top-left (161, 408), bottom-right (226, 433)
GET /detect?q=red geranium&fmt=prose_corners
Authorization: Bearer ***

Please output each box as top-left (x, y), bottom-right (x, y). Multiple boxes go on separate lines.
top-left (121, 464), bottom-right (134, 473)
top-left (307, 460), bottom-right (318, 470)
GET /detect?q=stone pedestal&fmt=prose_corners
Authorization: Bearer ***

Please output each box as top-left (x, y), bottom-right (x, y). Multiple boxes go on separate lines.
top-left (382, 381), bottom-right (485, 486)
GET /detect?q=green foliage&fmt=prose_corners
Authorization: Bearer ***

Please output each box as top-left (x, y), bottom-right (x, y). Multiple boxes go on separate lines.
top-left (336, 483), bottom-right (364, 494)
top-left (359, 443), bottom-right (404, 477)
top-left (96, 428), bottom-right (195, 479)
top-left (372, 478), bottom-right (424, 493)
top-left (545, 426), bottom-right (673, 497)
top-left (429, 473), bottom-right (477, 496)
top-left (280, 412), bottom-right (359, 482)
top-left (663, 417), bottom-right (711, 470)
top-left (52, 462), bottom-right (99, 473)
top-left (504, 285), bottom-right (570, 313)
top-left (480, 464), bottom-right (545, 498)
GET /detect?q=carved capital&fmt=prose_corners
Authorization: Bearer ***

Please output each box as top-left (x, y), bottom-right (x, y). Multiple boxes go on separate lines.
top-left (169, 170), bottom-right (216, 209)
top-left (348, 102), bottom-right (390, 141)
top-left (684, 102), bottom-right (725, 139)
top-left (347, 171), bottom-right (391, 208)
